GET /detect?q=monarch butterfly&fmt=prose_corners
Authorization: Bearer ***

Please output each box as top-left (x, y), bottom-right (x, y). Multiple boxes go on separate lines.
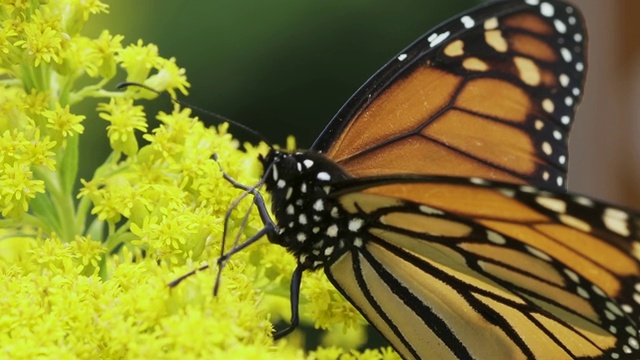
top-left (180, 0), bottom-right (640, 359)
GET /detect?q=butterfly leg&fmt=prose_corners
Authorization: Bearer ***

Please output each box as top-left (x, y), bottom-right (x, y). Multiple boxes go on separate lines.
top-left (167, 263), bottom-right (211, 287)
top-left (273, 264), bottom-right (303, 340)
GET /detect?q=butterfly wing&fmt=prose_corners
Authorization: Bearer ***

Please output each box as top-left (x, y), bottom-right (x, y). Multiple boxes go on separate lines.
top-left (312, 0), bottom-right (586, 192)
top-left (249, 0), bottom-right (639, 358)
top-left (326, 176), bottom-right (640, 359)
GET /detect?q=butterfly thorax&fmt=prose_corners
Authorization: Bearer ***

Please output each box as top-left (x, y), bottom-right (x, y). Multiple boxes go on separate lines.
top-left (260, 150), bottom-right (362, 270)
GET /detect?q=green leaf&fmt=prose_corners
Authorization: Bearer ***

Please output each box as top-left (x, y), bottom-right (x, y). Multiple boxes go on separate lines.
top-left (29, 191), bottom-right (61, 235)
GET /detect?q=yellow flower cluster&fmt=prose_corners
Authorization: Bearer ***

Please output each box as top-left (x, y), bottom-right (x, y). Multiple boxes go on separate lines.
top-left (0, 1), bottom-right (399, 359)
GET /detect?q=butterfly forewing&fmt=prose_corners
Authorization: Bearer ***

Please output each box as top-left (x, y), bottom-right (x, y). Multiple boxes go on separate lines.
top-left (312, 0), bottom-right (585, 192)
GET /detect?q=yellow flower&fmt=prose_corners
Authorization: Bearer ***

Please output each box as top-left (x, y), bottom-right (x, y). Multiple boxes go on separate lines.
top-left (116, 39), bottom-right (161, 84)
top-left (0, 19), bottom-right (19, 55)
top-left (42, 103), bottom-right (85, 141)
top-left (0, 161), bottom-right (45, 217)
top-left (13, 10), bottom-right (66, 67)
top-left (69, 235), bottom-right (105, 275)
top-left (92, 30), bottom-right (124, 79)
top-left (1, 0), bottom-right (31, 15)
top-left (62, 0), bottom-right (110, 35)
top-left (25, 129), bottom-right (57, 170)
top-left (144, 57), bottom-right (190, 98)
top-left (97, 97), bottom-right (147, 156)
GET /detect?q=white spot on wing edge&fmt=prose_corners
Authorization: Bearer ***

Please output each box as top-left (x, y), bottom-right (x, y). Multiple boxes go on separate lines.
top-left (460, 15), bottom-right (474, 29)
top-left (535, 196), bottom-right (567, 213)
top-left (603, 207), bottom-right (631, 237)
top-left (397, 53), bottom-right (408, 61)
top-left (560, 48), bottom-right (572, 62)
top-left (559, 73), bottom-right (570, 87)
top-left (553, 130), bottom-right (563, 140)
top-left (429, 31), bottom-right (450, 47)
top-left (573, 196), bottom-right (594, 207)
top-left (540, 2), bottom-right (555, 17)
top-left (554, 19), bottom-right (567, 34)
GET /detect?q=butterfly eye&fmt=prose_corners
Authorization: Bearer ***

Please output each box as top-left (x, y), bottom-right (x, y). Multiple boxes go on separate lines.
top-left (275, 155), bottom-right (302, 181)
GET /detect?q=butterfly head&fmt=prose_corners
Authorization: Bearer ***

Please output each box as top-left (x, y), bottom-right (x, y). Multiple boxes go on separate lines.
top-left (259, 149), bottom-right (359, 269)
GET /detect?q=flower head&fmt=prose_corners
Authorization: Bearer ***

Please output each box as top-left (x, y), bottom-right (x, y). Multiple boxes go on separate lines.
top-left (98, 97), bottom-right (147, 156)
top-left (13, 10), bottom-right (66, 67)
top-left (43, 103), bottom-right (85, 143)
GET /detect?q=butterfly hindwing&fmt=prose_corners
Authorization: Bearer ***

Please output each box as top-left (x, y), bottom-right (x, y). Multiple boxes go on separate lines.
top-left (326, 176), bottom-right (640, 359)
top-left (312, 0), bottom-right (586, 192)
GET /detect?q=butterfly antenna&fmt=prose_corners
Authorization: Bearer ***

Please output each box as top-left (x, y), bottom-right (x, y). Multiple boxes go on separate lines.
top-left (116, 82), bottom-right (273, 147)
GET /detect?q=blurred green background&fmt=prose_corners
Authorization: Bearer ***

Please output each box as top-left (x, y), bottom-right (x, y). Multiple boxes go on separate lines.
top-left (80, 0), bottom-right (479, 180)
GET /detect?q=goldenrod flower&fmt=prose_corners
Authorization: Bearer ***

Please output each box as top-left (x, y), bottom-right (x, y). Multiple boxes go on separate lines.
top-left (116, 39), bottom-right (161, 84)
top-left (92, 30), bottom-right (123, 79)
top-left (43, 103), bottom-right (85, 141)
top-left (14, 10), bottom-right (66, 67)
top-left (0, 161), bottom-right (45, 217)
top-left (0, 1), bottom-right (395, 358)
top-left (98, 97), bottom-right (147, 156)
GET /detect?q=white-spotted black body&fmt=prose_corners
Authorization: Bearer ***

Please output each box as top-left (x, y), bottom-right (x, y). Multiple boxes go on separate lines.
top-left (260, 149), bottom-right (359, 270)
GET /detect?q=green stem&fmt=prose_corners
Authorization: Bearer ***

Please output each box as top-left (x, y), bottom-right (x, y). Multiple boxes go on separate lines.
top-left (39, 63), bottom-right (50, 92)
top-left (103, 221), bottom-right (134, 253)
top-left (75, 195), bottom-right (92, 234)
top-left (68, 79), bottom-right (112, 105)
top-left (33, 166), bottom-right (77, 243)
top-left (0, 213), bottom-right (49, 231)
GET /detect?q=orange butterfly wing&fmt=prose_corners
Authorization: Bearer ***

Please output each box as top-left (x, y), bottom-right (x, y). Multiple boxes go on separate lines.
top-left (327, 176), bottom-right (640, 359)
top-left (312, 1), bottom-right (585, 192)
